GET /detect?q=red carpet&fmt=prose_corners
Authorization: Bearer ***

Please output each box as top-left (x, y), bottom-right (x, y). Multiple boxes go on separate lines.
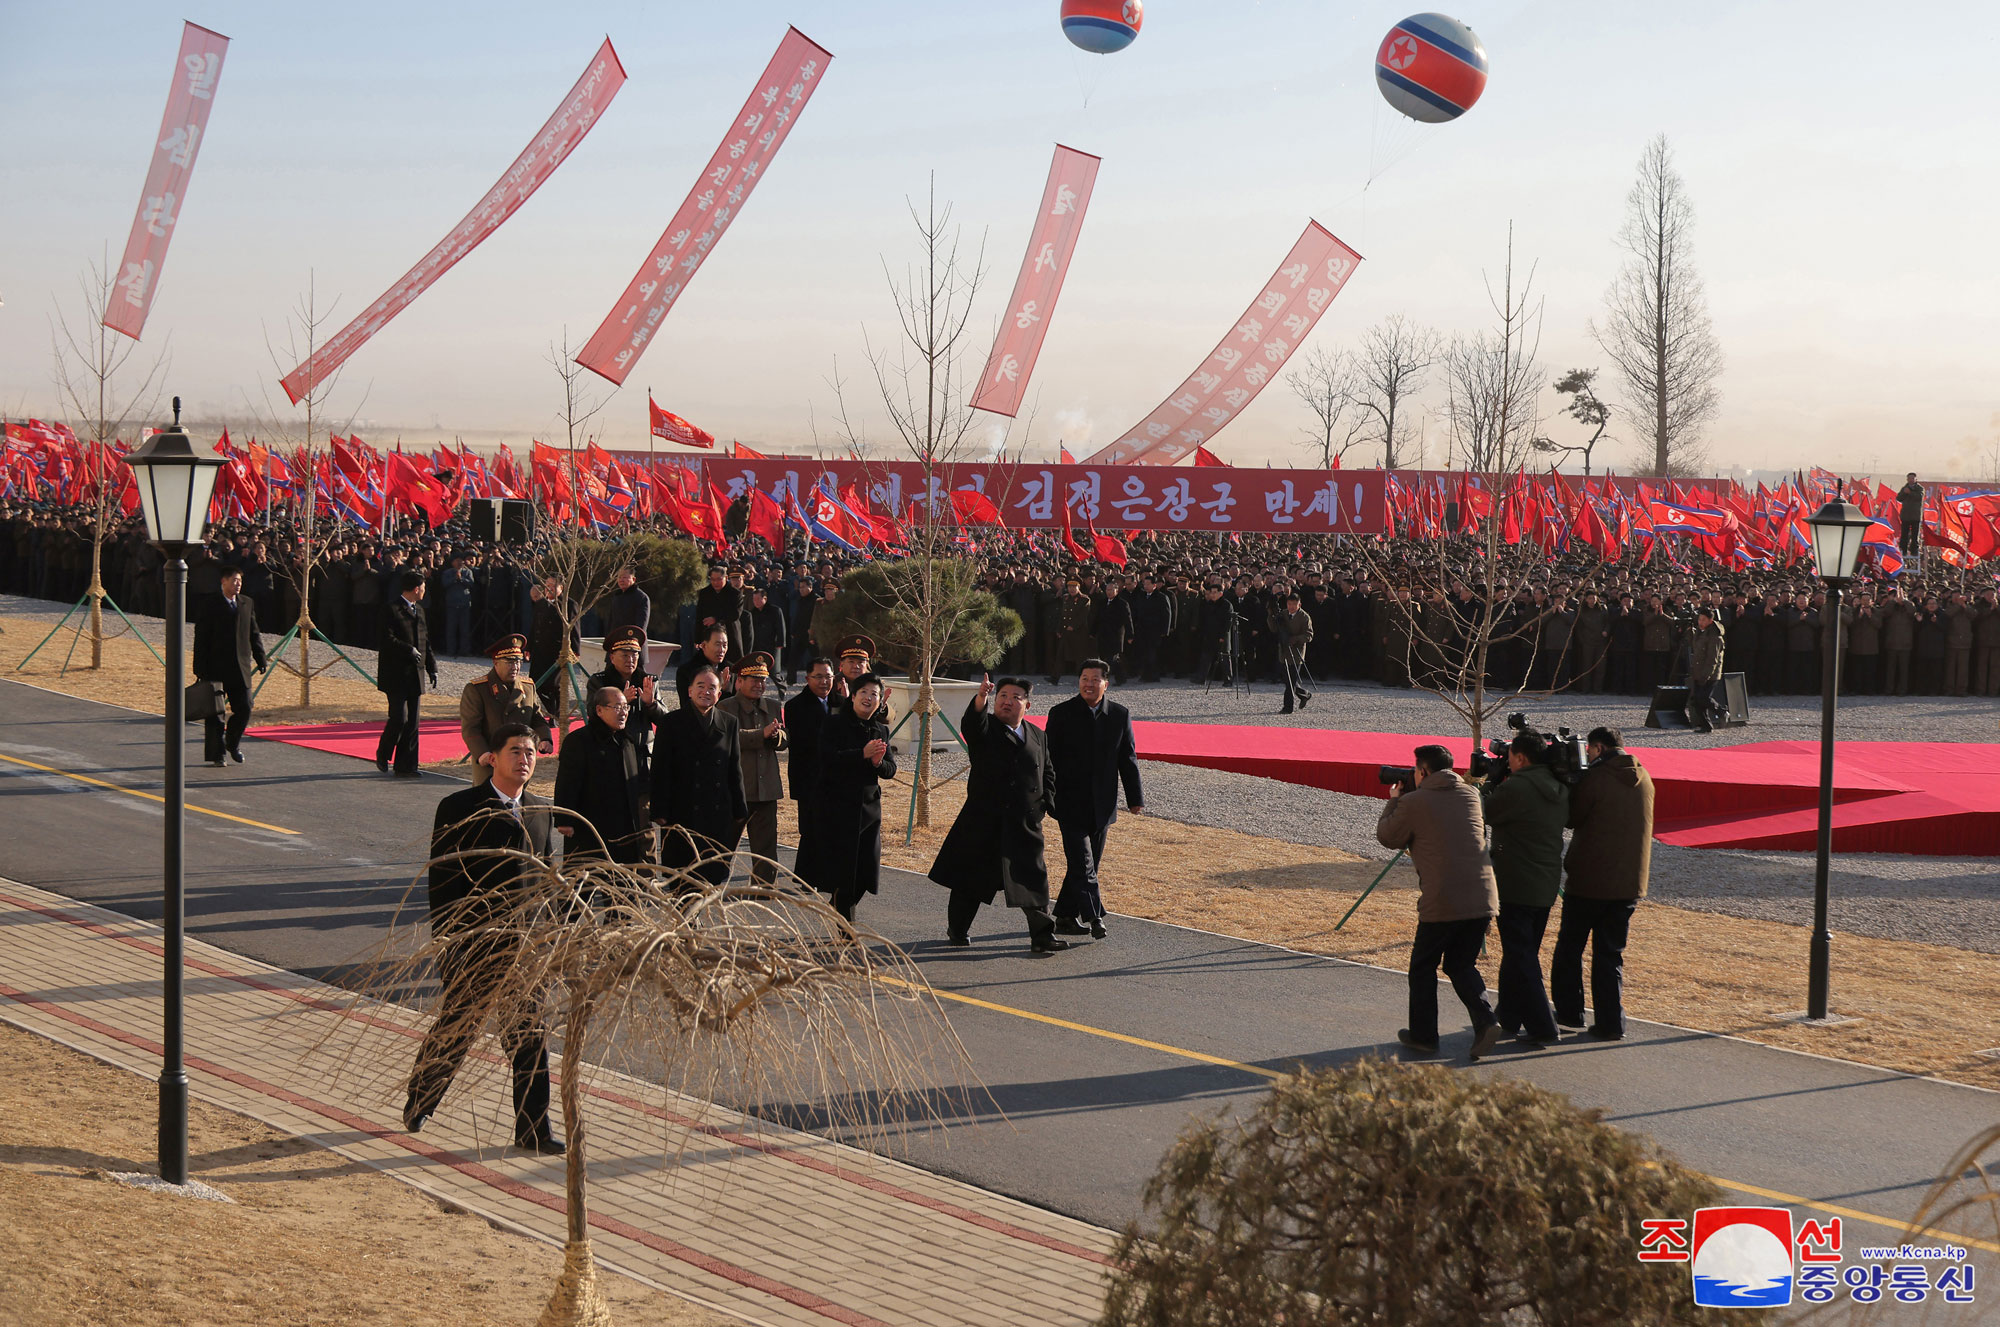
top-left (1115, 721), bottom-right (2000, 857)
top-left (247, 719), bottom-right (471, 767)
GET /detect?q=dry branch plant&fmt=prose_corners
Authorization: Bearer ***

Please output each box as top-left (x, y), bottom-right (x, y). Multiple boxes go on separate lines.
top-left (1100, 1059), bottom-right (1746, 1327)
top-left (319, 828), bottom-right (971, 1327)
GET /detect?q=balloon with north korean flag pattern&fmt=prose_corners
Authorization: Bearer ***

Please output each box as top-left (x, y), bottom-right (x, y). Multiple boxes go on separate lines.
top-left (1061, 0), bottom-right (1143, 54)
top-left (1375, 13), bottom-right (1488, 123)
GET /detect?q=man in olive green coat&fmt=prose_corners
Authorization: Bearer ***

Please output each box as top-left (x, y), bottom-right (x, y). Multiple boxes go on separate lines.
top-left (1685, 608), bottom-right (1726, 732)
top-left (459, 635), bottom-right (553, 782)
top-left (1481, 732), bottom-right (1569, 1045)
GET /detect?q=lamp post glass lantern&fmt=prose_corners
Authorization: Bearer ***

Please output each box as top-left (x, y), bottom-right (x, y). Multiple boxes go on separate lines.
top-left (123, 396), bottom-right (222, 1187)
top-left (1801, 487), bottom-right (1872, 1022)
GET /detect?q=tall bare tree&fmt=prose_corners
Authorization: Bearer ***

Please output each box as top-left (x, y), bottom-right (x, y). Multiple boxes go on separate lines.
top-left (548, 326), bottom-right (617, 536)
top-left (49, 254), bottom-right (169, 669)
top-left (1530, 368), bottom-right (1614, 477)
top-left (1353, 315), bottom-right (1440, 470)
top-left (1284, 344), bottom-right (1368, 468)
top-left (1591, 134), bottom-right (1723, 477)
top-left (250, 273), bottom-right (368, 706)
top-left (1367, 229), bottom-right (1595, 749)
top-left (827, 176), bottom-right (1019, 829)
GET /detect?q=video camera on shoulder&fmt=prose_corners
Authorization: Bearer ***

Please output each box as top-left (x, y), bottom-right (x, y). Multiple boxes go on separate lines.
top-left (1468, 712), bottom-right (1590, 788)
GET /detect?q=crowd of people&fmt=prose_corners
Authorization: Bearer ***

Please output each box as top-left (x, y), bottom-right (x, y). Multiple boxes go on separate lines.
top-left (12, 498), bottom-right (2000, 721)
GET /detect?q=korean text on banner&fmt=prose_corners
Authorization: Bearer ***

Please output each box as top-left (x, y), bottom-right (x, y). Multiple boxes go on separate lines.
top-left (706, 459), bottom-right (1388, 536)
top-left (575, 27), bottom-right (832, 386)
top-left (278, 40), bottom-right (626, 403)
top-left (104, 22), bottom-right (229, 340)
top-left (970, 145), bottom-right (1100, 418)
top-left (1086, 222), bottom-right (1361, 466)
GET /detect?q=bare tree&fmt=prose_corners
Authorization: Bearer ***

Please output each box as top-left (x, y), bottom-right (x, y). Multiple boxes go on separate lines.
top-left (1591, 134), bottom-right (1723, 478)
top-left (48, 253), bottom-right (169, 669)
top-left (824, 177), bottom-right (1023, 829)
top-left (1353, 315), bottom-right (1440, 470)
top-left (1284, 344), bottom-right (1368, 469)
top-left (1530, 368), bottom-right (1614, 476)
top-left (548, 326), bottom-right (617, 535)
top-left (247, 273), bottom-right (369, 706)
top-left (1366, 229), bottom-right (1598, 749)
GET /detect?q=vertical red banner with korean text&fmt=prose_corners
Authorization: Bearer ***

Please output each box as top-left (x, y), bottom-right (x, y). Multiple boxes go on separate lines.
top-left (971, 145), bottom-right (1101, 418)
top-left (1086, 222), bottom-right (1362, 466)
top-left (104, 22), bottom-right (229, 340)
top-left (575, 28), bottom-right (832, 385)
top-left (279, 39), bottom-right (626, 403)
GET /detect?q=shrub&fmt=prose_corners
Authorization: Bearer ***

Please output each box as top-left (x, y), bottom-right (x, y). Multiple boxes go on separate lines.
top-left (810, 558), bottom-right (1021, 677)
top-left (1100, 1059), bottom-right (1757, 1326)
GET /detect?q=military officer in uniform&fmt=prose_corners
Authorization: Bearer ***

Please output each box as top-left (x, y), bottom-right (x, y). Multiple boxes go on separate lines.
top-left (651, 663), bottom-right (748, 888)
top-left (459, 634), bottom-right (552, 782)
top-left (590, 624), bottom-right (668, 773)
top-left (718, 651), bottom-right (787, 885)
top-left (829, 634), bottom-right (877, 715)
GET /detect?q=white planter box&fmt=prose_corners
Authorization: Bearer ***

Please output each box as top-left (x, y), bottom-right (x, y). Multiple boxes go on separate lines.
top-left (876, 675), bottom-right (983, 757)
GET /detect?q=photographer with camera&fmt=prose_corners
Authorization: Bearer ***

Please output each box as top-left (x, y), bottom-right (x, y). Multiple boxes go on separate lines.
top-left (1552, 726), bottom-right (1655, 1041)
top-left (1479, 731), bottom-right (1569, 1046)
top-left (1376, 745), bottom-right (1504, 1060)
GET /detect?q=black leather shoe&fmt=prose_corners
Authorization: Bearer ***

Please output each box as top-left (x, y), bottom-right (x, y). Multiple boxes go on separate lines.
top-left (376, 756), bottom-right (390, 773)
top-left (1586, 1025), bottom-right (1626, 1041)
top-left (1555, 1014), bottom-right (1586, 1030)
top-left (1052, 918), bottom-right (1090, 936)
top-left (1468, 1024), bottom-right (1505, 1061)
top-left (945, 933), bottom-right (970, 948)
top-left (208, 756), bottom-right (226, 768)
top-left (1279, 704), bottom-right (1294, 715)
top-left (394, 770), bottom-right (423, 779)
top-left (1089, 919), bottom-right (1106, 940)
top-left (1298, 692), bottom-right (1313, 709)
top-left (1396, 1028), bottom-right (1440, 1054)
top-left (1030, 936), bottom-right (1072, 954)
top-left (515, 1131), bottom-right (567, 1156)
top-left (228, 748), bottom-right (244, 764)
top-left (402, 1092), bottom-right (430, 1134)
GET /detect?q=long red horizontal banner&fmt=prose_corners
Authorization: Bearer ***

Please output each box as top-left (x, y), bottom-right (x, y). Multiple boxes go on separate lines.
top-left (702, 459), bottom-right (1385, 534)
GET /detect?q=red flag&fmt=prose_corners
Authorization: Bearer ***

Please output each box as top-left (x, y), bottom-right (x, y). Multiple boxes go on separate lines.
top-left (649, 395), bottom-right (715, 448)
top-left (1059, 447), bottom-right (1076, 464)
top-left (949, 488), bottom-right (1003, 525)
top-left (385, 453), bottom-right (453, 528)
top-left (1088, 521), bottom-right (1128, 566)
top-left (746, 486), bottom-right (786, 552)
top-left (733, 440), bottom-right (767, 459)
top-left (1192, 446), bottom-right (1229, 468)
top-left (1058, 490), bottom-right (1091, 561)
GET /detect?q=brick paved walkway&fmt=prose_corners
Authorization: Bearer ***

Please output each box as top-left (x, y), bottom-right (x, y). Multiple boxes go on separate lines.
top-left (0, 878), bottom-right (1118, 1327)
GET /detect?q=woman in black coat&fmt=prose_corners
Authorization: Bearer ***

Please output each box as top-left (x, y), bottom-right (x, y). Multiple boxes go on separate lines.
top-left (808, 673), bottom-right (897, 922)
top-left (650, 663), bottom-right (748, 887)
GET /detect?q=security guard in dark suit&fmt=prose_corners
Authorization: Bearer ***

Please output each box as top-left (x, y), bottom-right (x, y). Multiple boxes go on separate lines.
top-left (651, 660), bottom-right (748, 888)
top-left (193, 564), bottom-right (268, 766)
top-left (377, 569), bottom-right (437, 777)
top-left (783, 656), bottom-right (838, 885)
top-left (403, 724), bottom-right (562, 1153)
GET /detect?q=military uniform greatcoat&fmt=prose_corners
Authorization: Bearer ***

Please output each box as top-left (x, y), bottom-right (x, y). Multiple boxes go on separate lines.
top-left (459, 671), bottom-right (552, 782)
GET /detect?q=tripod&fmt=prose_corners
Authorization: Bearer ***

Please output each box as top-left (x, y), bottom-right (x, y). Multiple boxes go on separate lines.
top-left (1202, 609), bottom-right (1251, 697)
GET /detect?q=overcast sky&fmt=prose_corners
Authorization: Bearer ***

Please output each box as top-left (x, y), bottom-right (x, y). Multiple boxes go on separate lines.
top-left (5, 1), bottom-right (1997, 478)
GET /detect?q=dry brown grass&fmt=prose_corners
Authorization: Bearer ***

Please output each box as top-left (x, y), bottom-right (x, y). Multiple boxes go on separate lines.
top-left (0, 1023), bottom-right (724, 1327)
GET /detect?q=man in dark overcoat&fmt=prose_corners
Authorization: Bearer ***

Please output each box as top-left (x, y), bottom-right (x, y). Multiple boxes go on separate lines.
top-left (1046, 660), bottom-right (1143, 940)
top-left (553, 687), bottom-right (652, 864)
top-left (193, 564), bottom-right (268, 766)
top-left (403, 725), bottom-right (562, 1153)
top-left (376, 569), bottom-right (436, 777)
top-left (783, 656), bottom-right (837, 885)
top-left (928, 675), bottom-right (1066, 953)
top-left (651, 663), bottom-right (748, 887)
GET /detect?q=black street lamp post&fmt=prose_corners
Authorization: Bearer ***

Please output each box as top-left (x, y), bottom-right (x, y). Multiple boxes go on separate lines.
top-left (123, 397), bottom-right (223, 1185)
top-left (1803, 484), bottom-right (1873, 1022)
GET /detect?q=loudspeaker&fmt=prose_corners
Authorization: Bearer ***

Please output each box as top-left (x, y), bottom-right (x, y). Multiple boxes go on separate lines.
top-left (1644, 674), bottom-right (1752, 729)
top-left (470, 498), bottom-right (535, 544)
top-left (1645, 685), bottom-right (1690, 729)
top-left (1719, 671), bottom-right (1751, 726)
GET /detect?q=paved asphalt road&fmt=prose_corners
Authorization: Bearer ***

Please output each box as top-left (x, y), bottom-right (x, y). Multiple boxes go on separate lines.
top-left (3, 677), bottom-right (1997, 1267)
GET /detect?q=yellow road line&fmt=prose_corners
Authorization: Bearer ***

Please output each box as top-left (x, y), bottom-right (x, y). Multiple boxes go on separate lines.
top-left (0, 751), bottom-right (299, 836)
top-left (901, 972), bottom-right (2000, 1252)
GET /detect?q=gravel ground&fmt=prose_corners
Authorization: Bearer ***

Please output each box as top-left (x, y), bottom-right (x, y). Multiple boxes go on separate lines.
top-left (14, 592), bottom-right (1998, 951)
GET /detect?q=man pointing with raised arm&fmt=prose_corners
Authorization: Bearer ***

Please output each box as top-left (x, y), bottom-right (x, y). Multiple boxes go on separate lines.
top-left (928, 673), bottom-right (1066, 954)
